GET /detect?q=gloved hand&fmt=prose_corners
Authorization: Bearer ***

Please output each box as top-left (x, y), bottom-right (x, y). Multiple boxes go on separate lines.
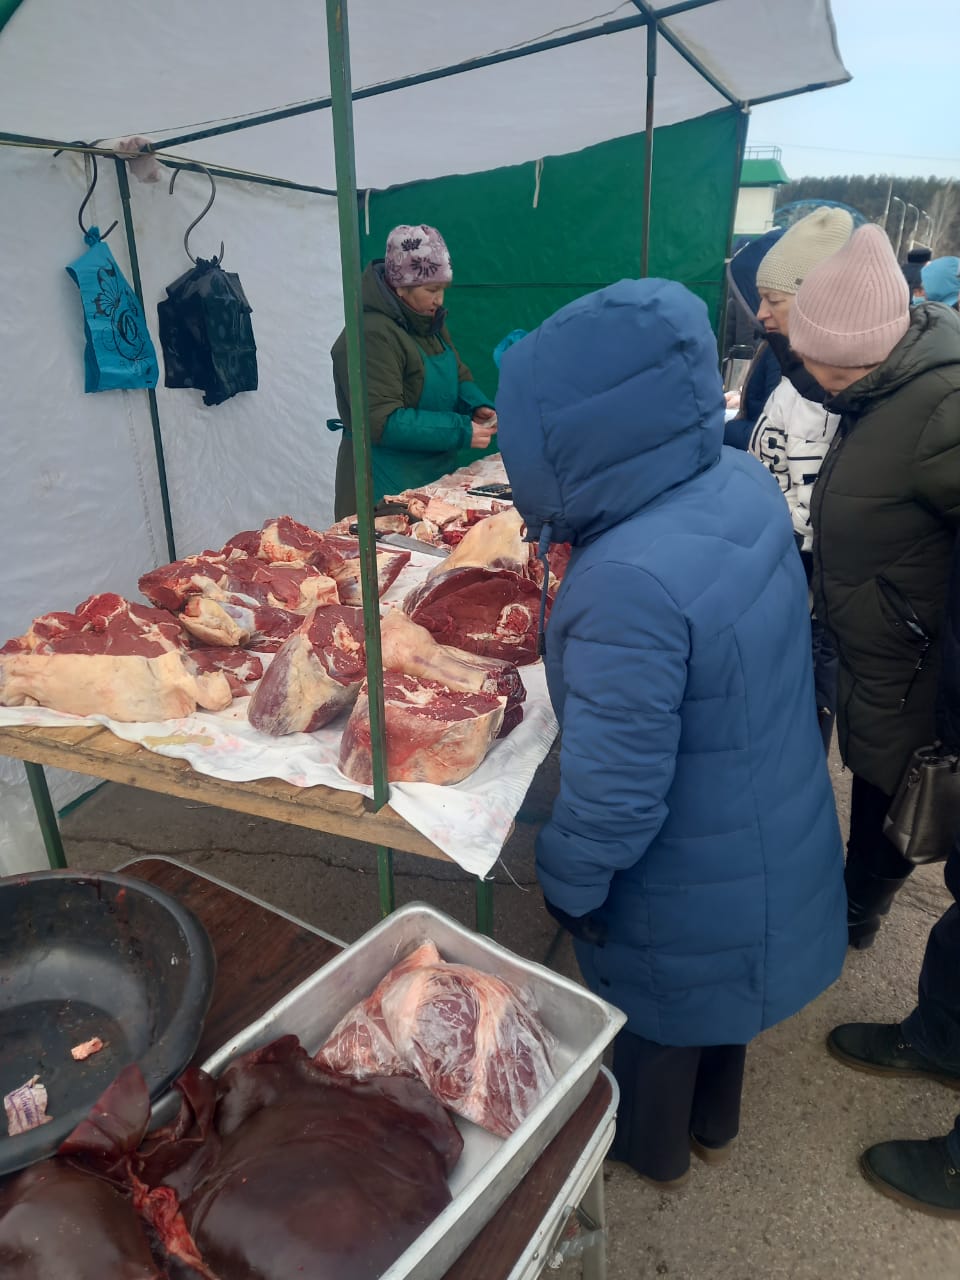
top-left (543, 897), bottom-right (607, 946)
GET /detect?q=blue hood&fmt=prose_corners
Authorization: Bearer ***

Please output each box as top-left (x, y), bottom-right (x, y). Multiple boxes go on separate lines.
top-left (727, 227), bottom-right (785, 323)
top-left (495, 278), bottom-right (724, 545)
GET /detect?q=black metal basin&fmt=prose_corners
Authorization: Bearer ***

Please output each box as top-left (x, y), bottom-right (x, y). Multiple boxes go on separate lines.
top-left (0, 870), bottom-right (215, 1176)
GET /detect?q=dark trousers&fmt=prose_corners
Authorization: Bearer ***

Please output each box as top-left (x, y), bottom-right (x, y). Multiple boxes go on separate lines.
top-left (812, 617), bottom-right (839, 753)
top-left (610, 1030), bottom-right (746, 1182)
top-left (847, 775), bottom-right (915, 880)
top-left (902, 843), bottom-right (960, 1164)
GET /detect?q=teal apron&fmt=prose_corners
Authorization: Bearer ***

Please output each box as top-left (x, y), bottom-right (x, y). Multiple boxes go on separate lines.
top-left (372, 340), bottom-right (462, 501)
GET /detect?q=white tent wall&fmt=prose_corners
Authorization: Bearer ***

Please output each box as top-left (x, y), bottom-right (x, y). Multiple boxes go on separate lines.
top-left (0, 147), bottom-right (345, 808)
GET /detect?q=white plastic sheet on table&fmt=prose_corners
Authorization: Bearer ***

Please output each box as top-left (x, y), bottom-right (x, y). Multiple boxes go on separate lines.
top-left (0, 551), bottom-right (559, 878)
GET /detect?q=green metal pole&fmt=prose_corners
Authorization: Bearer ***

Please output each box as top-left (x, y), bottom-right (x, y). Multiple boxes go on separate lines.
top-left (326, 0), bottom-right (393, 913)
top-left (475, 878), bottom-right (494, 937)
top-left (640, 20), bottom-right (657, 278)
top-left (24, 763), bottom-right (67, 869)
top-left (114, 158), bottom-right (177, 562)
top-left (378, 847), bottom-right (395, 915)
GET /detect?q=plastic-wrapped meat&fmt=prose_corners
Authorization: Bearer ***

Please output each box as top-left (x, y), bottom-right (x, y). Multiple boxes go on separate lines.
top-left (248, 605), bottom-right (366, 736)
top-left (379, 608), bottom-right (525, 736)
top-left (339, 672), bottom-right (505, 785)
top-left (404, 566), bottom-right (548, 666)
top-left (317, 944), bottom-right (558, 1138)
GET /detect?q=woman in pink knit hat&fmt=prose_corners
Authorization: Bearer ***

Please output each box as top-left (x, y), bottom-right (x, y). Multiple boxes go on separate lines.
top-left (789, 224), bottom-right (960, 950)
top-left (330, 225), bottom-right (496, 518)
top-left (791, 224), bottom-right (960, 1217)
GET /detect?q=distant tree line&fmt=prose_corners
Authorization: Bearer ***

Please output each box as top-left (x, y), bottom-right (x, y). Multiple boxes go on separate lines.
top-left (776, 175), bottom-right (959, 257)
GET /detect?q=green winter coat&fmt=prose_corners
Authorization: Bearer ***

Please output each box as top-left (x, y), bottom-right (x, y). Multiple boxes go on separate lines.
top-left (811, 303), bottom-right (960, 794)
top-left (330, 261), bottom-right (493, 518)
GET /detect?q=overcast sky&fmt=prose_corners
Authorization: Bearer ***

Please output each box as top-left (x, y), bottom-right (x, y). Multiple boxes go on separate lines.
top-left (747, 0), bottom-right (958, 180)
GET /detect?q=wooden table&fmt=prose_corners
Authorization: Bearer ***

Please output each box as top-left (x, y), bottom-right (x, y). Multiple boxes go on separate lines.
top-left (0, 722), bottom-right (505, 930)
top-left (122, 856), bottom-right (616, 1280)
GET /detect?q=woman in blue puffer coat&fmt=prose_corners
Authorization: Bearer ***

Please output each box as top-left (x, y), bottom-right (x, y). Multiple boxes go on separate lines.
top-left (496, 279), bottom-right (847, 1188)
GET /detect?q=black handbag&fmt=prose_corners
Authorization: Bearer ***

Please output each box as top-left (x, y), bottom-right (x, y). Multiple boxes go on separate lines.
top-left (884, 744), bottom-right (960, 865)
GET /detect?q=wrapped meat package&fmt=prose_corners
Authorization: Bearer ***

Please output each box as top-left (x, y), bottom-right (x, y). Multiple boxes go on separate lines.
top-left (317, 941), bottom-right (558, 1138)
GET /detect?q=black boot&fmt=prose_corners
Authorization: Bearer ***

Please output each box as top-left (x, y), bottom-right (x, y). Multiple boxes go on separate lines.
top-left (845, 860), bottom-right (912, 950)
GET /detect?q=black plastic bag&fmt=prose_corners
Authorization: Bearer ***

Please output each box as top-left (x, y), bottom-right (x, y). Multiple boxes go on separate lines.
top-left (158, 257), bottom-right (257, 406)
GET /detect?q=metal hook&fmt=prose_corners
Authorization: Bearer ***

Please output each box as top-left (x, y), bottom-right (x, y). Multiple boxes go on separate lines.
top-left (168, 165), bottom-right (224, 266)
top-left (53, 145), bottom-right (118, 241)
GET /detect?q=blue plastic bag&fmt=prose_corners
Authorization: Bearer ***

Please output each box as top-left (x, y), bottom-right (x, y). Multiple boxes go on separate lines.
top-left (65, 228), bottom-right (159, 392)
top-left (493, 328), bottom-right (528, 369)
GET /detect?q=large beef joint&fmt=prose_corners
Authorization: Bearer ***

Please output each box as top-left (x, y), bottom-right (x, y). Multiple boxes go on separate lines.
top-left (339, 671), bottom-right (505, 785)
top-left (0, 594), bottom-right (232, 720)
top-left (426, 506), bottom-right (528, 579)
top-left (380, 608), bottom-right (525, 736)
top-left (318, 941), bottom-right (558, 1138)
top-left (247, 605), bottom-right (366, 735)
top-left (404, 567), bottom-right (548, 666)
top-left (0, 1040), bottom-right (462, 1280)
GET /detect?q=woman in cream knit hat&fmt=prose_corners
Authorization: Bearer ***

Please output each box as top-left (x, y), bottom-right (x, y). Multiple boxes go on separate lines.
top-left (748, 206), bottom-right (853, 751)
top-left (790, 224), bottom-right (960, 949)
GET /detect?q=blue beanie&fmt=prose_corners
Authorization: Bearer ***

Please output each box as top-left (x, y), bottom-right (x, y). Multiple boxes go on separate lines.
top-left (921, 257), bottom-right (960, 308)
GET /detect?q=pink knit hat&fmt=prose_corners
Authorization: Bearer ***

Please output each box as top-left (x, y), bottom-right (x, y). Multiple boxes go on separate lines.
top-left (384, 225), bottom-right (452, 288)
top-left (789, 225), bottom-right (910, 367)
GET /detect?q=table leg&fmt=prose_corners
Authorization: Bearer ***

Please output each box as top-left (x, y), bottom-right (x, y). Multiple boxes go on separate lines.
top-left (24, 762), bottom-right (67, 869)
top-left (475, 877), bottom-right (494, 936)
top-left (578, 1166), bottom-right (607, 1280)
top-left (377, 846), bottom-right (395, 916)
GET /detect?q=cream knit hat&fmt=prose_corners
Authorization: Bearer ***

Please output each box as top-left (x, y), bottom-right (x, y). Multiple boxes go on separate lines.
top-left (789, 225), bottom-right (911, 368)
top-left (755, 206), bottom-right (854, 295)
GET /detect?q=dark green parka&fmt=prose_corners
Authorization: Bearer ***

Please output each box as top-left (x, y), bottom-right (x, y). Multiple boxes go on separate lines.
top-left (811, 303), bottom-right (960, 794)
top-left (330, 261), bottom-right (492, 518)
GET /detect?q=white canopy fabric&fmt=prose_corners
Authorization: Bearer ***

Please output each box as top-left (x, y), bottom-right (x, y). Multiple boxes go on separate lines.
top-left (0, 0), bottom-right (847, 809)
top-left (0, 1), bottom-right (848, 189)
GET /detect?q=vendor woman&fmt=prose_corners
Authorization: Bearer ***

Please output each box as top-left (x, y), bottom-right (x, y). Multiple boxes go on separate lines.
top-left (330, 224), bottom-right (497, 519)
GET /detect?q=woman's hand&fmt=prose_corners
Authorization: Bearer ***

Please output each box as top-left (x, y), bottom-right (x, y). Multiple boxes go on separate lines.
top-left (471, 407), bottom-right (497, 449)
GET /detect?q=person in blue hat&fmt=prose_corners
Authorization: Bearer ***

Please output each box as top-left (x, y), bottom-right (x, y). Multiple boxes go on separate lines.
top-left (921, 256), bottom-right (960, 311)
top-left (495, 278), bottom-right (846, 1189)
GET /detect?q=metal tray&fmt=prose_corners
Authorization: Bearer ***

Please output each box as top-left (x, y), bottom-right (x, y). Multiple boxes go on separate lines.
top-left (201, 901), bottom-right (626, 1280)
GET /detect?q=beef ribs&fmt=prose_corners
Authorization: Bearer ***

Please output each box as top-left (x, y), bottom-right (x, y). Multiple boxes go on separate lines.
top-left (317, 943), bottom-right (558, 1138)
top-left (379, 608), bottom-right (525, 736)
top-left (403, 567), bottom-right (547, 666)
top-left (338, 671), bottom-right (505, 785)
top-left (247, 606), bottom-right (366, 736)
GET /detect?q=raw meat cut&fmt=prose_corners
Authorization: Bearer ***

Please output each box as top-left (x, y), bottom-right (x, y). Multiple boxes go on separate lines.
top-left (178, 592), bottom-right (301, 650)
top-left (0, 649), bottom-right (231, 721)
top-left (316, 941), bottom-right (441, 1080)
top-left (139, 551), bottom-right (339, 614)
top-left (339, 671), bottom-right (505, 785)
top-left (379, 609), bottom-right (525, 736)
top-left (404, 567), bottom-right (547, 666)
top-left (0, 594), bottom-right (232, 720)
top-left (0, 1039), bottom-right (462, 1280)
top-left (248, 605), bottom-right (366, 735)
top-left (186, 646), bottom-right (263, 697)
top-left (317, 942), bottom-right (558, 1138)
top-left (426, 507), bottom-right (527, 579)
top-left (309, 534), bottom-right (411, 606)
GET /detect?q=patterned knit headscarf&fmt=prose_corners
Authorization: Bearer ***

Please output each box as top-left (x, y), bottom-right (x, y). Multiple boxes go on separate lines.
top-left (384, 225), bottom-right (452, 288)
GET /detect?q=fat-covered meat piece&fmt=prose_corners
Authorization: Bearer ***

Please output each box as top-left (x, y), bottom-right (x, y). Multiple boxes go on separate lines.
top-left (379, 609), bottom-right (525, 736)
top-left (247, 606), bottom-right (366, 735)
top-left (0, 594), bottom-right (231, 720)
top-left (140, 552), bottom-right (339, 614)
top-left (178, 592), bottom-right (301, 650)
top-left (339, 671), bottom-right (504, 785)
top-left (426, 507), bottom-right (527, 579)
top-left (186, 647), bottom-right (263, 697)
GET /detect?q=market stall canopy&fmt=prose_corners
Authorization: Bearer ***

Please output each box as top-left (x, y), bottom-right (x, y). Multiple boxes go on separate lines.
top-left (0, 0), bottom-right (848, 190)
